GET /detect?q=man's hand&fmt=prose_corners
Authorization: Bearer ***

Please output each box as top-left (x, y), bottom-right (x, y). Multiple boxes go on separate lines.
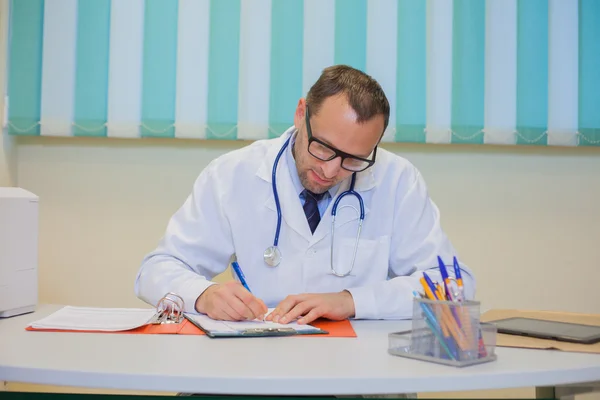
top-left (265, 291), bottom-right (355, 325)
top-left (195, 281), bottom-right (268, 321)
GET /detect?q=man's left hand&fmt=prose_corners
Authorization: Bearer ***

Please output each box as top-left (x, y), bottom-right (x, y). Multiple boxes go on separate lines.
top-left (265, 291), bottom-right (355, 325)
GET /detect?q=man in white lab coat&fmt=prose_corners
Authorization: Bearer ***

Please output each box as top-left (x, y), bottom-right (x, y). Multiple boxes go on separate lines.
top-left (134, 65), bottom-right (475, 324)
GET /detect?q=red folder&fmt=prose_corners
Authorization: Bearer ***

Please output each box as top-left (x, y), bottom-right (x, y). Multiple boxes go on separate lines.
top-left (26, 318), bottom-right (357, 337)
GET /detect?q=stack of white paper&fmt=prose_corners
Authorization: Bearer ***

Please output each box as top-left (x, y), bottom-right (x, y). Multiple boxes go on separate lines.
top-left (28, 306), bottom-right (157, 331)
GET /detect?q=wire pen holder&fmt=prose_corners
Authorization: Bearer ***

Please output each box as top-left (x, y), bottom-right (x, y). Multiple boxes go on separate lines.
top-left (388, 298), bottom-right (498, 367)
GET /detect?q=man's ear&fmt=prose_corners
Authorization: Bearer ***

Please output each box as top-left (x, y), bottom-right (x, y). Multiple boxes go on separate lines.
top-left (293, 98), bottom-right (306, 129)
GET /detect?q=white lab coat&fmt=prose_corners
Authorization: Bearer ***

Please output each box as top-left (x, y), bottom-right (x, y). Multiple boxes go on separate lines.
top-left (134, 127), bottom-right (475, 319)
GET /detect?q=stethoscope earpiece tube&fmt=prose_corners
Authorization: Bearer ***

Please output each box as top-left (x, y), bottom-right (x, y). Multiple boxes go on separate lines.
top-left (263, 137), bottom-right (291, 268)
top-left (264, 134), bottom-right (366, 276)
top-left (271, 137), bottom-right (290, 247)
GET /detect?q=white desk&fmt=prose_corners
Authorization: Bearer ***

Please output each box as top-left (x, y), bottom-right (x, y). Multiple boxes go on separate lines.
top-left (1, 304), bottom-right (600, 397)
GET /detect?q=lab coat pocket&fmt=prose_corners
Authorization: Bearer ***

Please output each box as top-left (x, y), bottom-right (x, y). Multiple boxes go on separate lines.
top-left (330, 236), bottom-right (390, 279)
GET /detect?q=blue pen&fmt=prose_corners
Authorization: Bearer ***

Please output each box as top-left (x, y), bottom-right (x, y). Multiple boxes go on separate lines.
top-left (231, 261), bottom-right (251, 293)
top-left (412, 291), bottom-right (457, 360)
top-left (438, 255), bottom-right (466, 328)
top-left (453, 256), bottom-right (464, 301)
top-left (413, 291), bottom-right (441, 331)
top-left (423, 272), bottom-right (465, 346)
top-left (436, 256), bottom-right (453, 301)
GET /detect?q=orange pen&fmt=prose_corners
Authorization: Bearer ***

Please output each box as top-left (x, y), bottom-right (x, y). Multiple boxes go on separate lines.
top-left (420, 277), bottom-right (450, 337)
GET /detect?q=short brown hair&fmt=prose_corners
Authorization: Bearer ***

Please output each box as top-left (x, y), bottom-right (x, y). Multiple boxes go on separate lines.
top-left (306, 65), bottom-right (390, 133)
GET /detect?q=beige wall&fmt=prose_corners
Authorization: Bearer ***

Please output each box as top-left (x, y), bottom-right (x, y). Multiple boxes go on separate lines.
top-left (0, 0), bottom-right (15, 188)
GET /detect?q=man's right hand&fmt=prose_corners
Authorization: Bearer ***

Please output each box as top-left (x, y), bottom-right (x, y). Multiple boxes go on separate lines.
top-left (195, 281), bottom-right (268, 321)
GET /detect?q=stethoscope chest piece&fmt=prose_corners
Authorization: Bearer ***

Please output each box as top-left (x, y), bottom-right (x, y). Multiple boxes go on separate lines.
top-left (263, 246), bottom-right (282, 267)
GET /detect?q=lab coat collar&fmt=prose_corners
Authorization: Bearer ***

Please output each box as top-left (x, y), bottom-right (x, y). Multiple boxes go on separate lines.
top-left (257, 128), bottom-right (313, 240)
top-left (256, 126), bottom-right (375, 244)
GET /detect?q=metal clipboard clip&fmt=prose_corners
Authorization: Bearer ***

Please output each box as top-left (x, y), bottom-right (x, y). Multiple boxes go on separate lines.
top-left (241, 327), bottom-right (297, 336)
top-left (148, 292), bottom-right (185, 324)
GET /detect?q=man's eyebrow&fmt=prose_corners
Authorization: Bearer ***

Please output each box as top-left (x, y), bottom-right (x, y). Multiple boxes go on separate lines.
top-left (312, 130), bottom-right (335, 147)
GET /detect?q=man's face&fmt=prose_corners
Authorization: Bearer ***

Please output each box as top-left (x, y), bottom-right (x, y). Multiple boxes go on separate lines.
top-left (292, 95), bottom-right (384, 194)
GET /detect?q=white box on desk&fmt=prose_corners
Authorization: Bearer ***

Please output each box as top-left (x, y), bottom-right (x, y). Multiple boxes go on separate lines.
top-left (0, 187), bottom-right (39, 318)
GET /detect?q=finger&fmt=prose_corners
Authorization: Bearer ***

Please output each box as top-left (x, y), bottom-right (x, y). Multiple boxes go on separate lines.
top-left (258, 298), bottom-right (269, 313)
top-left (215, 297), bottom-right (246, 321)
top-left (228, 295), bottom-right (257, 320)
top-left (207, 300), bottom-right (238, 321)
top-left (214, 287), bottom-right (250, 321)
top-left (265, 303), bottom-right (288, 322)
top-left (247, 298), bottom-right (268, 320)
top-left (269, 296), bottom-right (302, 323)
top-left (280, 301), bottom-right (314, 324)
top-left (297, 308), bottom-right (323, 325)
top-left (236, 290), bottom-right (269, 320)
top-left (217, 284), bottom-right (256, 320)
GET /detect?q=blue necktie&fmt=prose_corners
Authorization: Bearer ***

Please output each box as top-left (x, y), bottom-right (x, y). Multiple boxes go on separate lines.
top-left (302, 189), bottom-right (326, 234)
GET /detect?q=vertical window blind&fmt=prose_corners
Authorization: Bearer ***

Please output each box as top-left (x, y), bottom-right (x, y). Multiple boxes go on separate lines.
top-left (5, 0), bottom-right (600, 146)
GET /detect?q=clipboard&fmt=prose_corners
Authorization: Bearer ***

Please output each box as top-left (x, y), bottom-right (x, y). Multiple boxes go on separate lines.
top-left (183, 310), bottom-right (329, 338)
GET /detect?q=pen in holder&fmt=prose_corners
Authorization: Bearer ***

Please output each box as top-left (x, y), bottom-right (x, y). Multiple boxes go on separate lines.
top-left (388, 297), bottom-right (498, 367)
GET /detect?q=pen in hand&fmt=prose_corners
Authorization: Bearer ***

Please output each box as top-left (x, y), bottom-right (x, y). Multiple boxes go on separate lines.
top-left (231, 260), bottom-right (251, 293)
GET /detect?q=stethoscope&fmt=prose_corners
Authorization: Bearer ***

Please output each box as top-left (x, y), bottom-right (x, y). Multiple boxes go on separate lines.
top-left (263, 135), bottom-right (366, 277)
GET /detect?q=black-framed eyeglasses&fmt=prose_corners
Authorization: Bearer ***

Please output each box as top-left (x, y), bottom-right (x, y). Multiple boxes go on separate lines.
top-left (305, 105), bottom-right (377, 172)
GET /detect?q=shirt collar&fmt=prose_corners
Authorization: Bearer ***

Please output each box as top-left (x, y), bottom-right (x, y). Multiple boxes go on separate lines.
top-left (286, 129), bottom-right (340, 200)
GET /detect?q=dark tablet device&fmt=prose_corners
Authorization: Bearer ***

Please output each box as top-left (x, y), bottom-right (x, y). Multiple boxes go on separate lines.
top-left (491, 317), bottom-right (600, 344)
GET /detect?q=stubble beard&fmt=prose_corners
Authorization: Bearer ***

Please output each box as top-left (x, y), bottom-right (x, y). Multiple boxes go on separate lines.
top-left (293, 133), bottom-right (335, 194)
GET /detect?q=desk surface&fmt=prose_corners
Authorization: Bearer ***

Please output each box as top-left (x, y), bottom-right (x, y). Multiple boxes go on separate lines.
top-left (1, 304), bottom-right (600, 396)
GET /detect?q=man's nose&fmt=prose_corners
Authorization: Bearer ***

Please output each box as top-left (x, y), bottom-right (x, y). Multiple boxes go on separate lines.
top-left (320, 157), bottom-right (342, 179)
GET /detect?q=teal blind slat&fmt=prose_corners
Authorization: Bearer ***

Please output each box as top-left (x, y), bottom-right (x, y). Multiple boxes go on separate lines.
top-left (516, 0), bottom-right (548, 145)
top-left (141, 0), bottom-right (179, 138)
top-left (207, 0), bottom-right (241, 140)
top-left (395, 0), bottom-right (426, 143)
top-left (334, 0), bottom-right (367, 72)
top-left (7, 0), bottom-right (44, 136)
top-left (578, 0), bottom-right (600, 146)
top-left (269, 0), bottom-right (304, 139)
top-left (73, 0), bottom-right (110, 137)
top-left (451, 0), bottom-right (485, 144)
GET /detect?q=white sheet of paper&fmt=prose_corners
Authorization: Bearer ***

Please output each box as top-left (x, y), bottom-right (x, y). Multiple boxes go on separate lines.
top-left (185, 308), bottom-right (319, 334)
top-left (28, 306), bottom-right (157, 331)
